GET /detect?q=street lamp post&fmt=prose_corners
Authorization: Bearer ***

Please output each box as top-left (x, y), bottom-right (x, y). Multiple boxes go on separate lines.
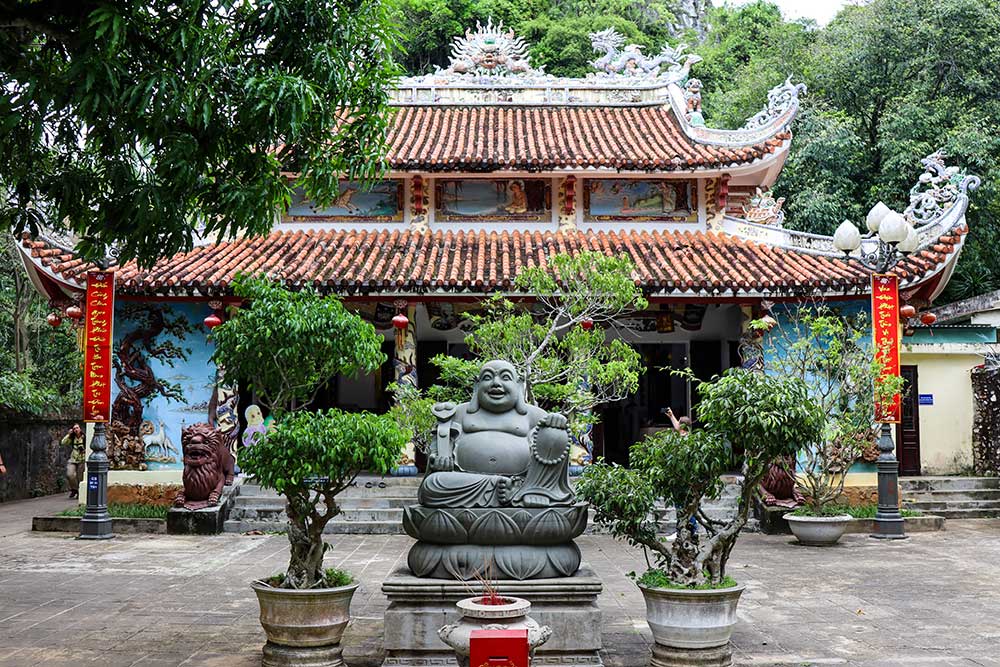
top-left (833, 203), bottom-right (917, 540)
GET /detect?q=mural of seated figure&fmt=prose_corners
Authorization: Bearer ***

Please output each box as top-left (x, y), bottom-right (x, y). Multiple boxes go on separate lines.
top-left (404, 360), bottom-right (589, 580)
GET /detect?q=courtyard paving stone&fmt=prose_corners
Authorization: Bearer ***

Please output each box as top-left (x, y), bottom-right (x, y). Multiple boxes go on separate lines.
top-left (1, 496), bottom-right (999, 666)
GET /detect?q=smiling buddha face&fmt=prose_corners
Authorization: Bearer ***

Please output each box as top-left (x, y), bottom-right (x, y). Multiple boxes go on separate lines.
top-left (474, 360), bottom-right (521, 414)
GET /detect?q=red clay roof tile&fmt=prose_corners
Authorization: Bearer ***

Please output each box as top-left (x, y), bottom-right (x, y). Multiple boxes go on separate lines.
top-left (382, 107), bottom-right (789, 172)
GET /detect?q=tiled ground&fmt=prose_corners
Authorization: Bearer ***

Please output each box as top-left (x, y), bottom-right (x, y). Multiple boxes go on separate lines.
top-left (1, 495), bottom-right (999, 667)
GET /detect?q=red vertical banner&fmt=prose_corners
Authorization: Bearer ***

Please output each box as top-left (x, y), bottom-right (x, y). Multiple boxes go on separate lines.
top-left (83, 271), bottom-right (115, 423)
top-left (871, 274), bottom-right (901, 423)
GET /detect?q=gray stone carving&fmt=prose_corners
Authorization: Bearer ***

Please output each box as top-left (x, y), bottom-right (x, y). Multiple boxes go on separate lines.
top-left (742, 76), bottom-right (807, 130)
top-left (588, 28), bottom-right (702, 81)
top-left (404, 360), bottom-right (587, 580)
top-left (436, 18), bottom-right (544, 79)
top-left (904, 149), bottom-right (982, 226)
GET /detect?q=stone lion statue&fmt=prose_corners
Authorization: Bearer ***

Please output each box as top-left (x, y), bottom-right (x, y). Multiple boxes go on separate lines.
top-left (173, 423), bottom-right (234, 510)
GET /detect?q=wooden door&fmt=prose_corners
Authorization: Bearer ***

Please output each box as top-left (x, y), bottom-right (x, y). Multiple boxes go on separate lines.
top-left (896, 365), bottom-right (921, 476)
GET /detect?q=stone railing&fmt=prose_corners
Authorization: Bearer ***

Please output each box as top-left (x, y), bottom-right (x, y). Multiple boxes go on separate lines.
top-left (717, 193), bottom-right (972, 259)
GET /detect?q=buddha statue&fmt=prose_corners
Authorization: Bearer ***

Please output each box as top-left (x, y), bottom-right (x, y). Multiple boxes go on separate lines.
top-left (404, 360), bottom-right (589, 580)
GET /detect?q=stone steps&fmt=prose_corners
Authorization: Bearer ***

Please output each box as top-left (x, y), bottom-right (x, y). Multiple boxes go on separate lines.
top-left (226, 474), bottom-right (744, 535)
top-left (899, 476), bottom-right (1000, 492)
top-left (899, 476), bottom-right (1000, 519)
top-left (225, 508), bottom-right (742, 536)
top-left (904, 499), bottom-right (1000, 511)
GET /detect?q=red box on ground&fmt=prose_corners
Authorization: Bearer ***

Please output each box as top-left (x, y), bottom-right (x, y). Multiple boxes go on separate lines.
top-left (470, 629), bottom-right (529, 667)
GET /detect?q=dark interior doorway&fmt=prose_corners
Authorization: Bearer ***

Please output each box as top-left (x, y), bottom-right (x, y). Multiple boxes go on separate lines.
top-left (597, 343), bottom-right (688, 465)
top-left (897, 365), bottom-right (921, 476)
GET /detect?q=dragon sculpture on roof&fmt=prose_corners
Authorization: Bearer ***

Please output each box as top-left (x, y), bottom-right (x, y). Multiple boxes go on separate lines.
top-left (904, 150), bottom-right (982, 225)
top-left (588, 28), bottom-right (702, 80)
top-left (438, 18), bottom-right (545, 78)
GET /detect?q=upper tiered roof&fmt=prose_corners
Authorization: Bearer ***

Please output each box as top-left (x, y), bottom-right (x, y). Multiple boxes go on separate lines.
top-left (382, 20), bottom-right (803, 173)
top-left (384, 107), bottom-right (790, 172)
top-left (12, 24), bottom-right (980, 306)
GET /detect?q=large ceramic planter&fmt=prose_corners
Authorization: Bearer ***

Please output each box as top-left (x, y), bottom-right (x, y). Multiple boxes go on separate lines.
top-left (252, 579), bottom-right (359, 666)
top-left (639, 583), bottom-right (745, 650)
top-left (787, 514), bottom-right (852, 546)
top-left (438, 596), bottom-right (551, 667)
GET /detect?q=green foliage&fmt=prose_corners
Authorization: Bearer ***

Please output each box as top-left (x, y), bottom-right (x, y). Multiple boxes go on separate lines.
top-left (790, 503), bottom-right (921, 519)
top-left (692, 368), bottom-right (825, 480)
top-left (242, 408), bottom-right (406, 589)
top-left (576, 460), bottom-right (659, 556)
top-left (0, 240), bottom-right (81, 415)
top-left (764, 306), bottom-right (903, 513)
top-left (0, 1), bottom-right (400, 266)
top-left (59, 503), bottom-right (168, 519)
top-left (393, 0), bottom-right (676, 77)
top-left (211, 276), bottom-right (402, 589)
top-left (580, 367), bottom-right (823, 588)
top-left (392, 252), bottom-right (645, 440)
top-left (635, 569), bottom-right (738, 590)
top-left (240, 409), bottom-right (405, 499)
top-left (388, 382), bottom-right (438, 454)
top-left (696, 1), bottom-right (815, 129)
top-left (322, 567), bottom-right (354, 588)
top-left (211, 275), bottom-right (384, 414)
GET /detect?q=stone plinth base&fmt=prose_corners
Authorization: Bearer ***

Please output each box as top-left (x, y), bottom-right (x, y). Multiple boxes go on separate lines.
top-left (262, 642), bottom-right (344, 667)
top-left (167, 483), bottom-right (240, 535)
top-left (381, 565), bottom-right (603, 667)
top-left (649, 643), bottom-right (732, 667)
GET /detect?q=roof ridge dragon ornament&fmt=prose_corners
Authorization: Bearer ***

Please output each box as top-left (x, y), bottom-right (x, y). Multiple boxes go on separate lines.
top-left (904, 150), bottom-right (981, 226)
top-left (588, 28), bottom-right (702, 81)
top-left (742, 76), bottom-right (807, 130)
top-left (438, 18), bottom-right (545, 78)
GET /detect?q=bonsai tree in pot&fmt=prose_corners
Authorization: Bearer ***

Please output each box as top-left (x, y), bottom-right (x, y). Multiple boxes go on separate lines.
top-left (212, 275), bottom-right (406, 663)
top-left (578, 368), bottom-right (823, 660)
top-left (764, 306), bottom-right (904, 545)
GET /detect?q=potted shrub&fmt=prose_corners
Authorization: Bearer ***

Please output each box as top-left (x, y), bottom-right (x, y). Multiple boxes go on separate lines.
top-left (765, 307), bottom-right (904, 546)
top-left (578, 368), bottom-right (823, 660)
top-left (212, 276), bottom-right (407, 665)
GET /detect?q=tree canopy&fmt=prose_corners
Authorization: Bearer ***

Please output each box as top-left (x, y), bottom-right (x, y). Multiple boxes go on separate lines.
top-left (689, 0), bottom-right (1000, 303)
top-left (0, 1), bottom-right (399, 267)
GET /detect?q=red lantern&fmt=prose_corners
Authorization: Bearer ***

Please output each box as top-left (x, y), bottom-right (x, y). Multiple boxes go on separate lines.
top-left (65, 305), bottom-right (83, 320)
top-left (204, 312), bottom-right (222, 329)
top-left (580, 318), bottom-right (594, 331)
top-left (392, 312), bottom-right (409, 352)
top-left (47, 312), bottom-right (62, 327)
top-left (920, 312), bottom-right (937, 326)
top-left (900, 304), bottom-right (916, 319)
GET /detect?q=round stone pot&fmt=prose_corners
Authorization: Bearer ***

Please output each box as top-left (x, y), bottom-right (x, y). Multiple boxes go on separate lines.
top-left (787, 514), bottom-right (852, 546)
top-left (438, 596), bottom-right (552, 667)
top-left (639, 583), bottom-right (746, 650)
top-left (252, 579), bottom-right (359, 654)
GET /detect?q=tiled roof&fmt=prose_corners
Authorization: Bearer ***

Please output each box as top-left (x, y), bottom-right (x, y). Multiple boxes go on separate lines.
top-left (383, 107), bottom-right (790, 171)
top-left (19, 226), bottom-right (967, 298)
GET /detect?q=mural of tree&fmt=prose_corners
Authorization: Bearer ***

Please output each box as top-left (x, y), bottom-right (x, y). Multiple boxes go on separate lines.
top-left (112, 304), bottom-right (194, 434)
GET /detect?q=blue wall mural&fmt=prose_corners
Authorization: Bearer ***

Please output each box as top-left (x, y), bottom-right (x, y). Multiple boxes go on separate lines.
top-left (584, 179), bottom-right (697, 222)
top-left (764, 299), bottom-right (878, 473)
top-left (287, 181), bottom-right (403, 221)
top-left (435, 179), bottom-right (550, 221)
top-left (109, 302), bottom-right (217, 471)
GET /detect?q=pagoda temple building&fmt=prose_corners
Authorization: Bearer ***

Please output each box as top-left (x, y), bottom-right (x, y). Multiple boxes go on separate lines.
top-left (16, 22), bottom-right (980, 487)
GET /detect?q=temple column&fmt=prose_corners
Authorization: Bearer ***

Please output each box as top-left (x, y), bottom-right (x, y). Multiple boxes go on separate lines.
top-left (392, 302), bottom-right (419, 476)
top-left (557, 175), bottom-right (577, 233)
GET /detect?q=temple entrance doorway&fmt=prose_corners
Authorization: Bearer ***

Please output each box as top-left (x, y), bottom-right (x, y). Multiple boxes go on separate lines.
top-left (598, 343), bottom-right (689, 465)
